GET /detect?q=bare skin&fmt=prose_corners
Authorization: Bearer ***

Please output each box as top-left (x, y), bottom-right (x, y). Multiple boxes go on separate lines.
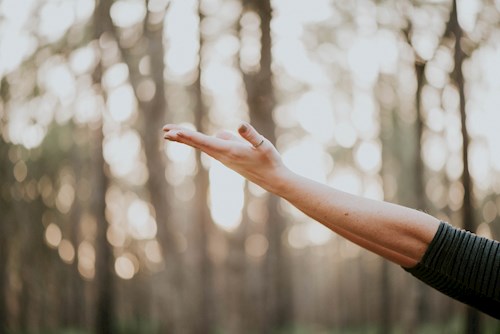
top-left (162, 122), bottom-right (440, 267)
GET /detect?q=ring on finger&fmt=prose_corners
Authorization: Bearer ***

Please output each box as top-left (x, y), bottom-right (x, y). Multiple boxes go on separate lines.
top-left (254, 137), bottom-right (264, 148)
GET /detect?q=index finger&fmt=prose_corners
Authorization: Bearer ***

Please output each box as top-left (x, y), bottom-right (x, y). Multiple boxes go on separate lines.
top-left (163, 124), bottom-right (185, 132)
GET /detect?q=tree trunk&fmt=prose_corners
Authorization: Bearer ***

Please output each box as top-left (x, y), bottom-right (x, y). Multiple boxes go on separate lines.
top-left (0, 138), bottom-right (10, 334)
top-left (108, 1), bottom-right (184, 329)
top-left (189, 5), bottom-right (215, 332)
top-left (449, 0), bottom-right (482, 332)
top-left (141, 9), bottom-right (176, 259)
top-left (0, 230), bottom-right (7, 334)
top-left (92, 1), bottom-right (116, 333)
top-left (379, 260), bottom-right (391, 333)
top-left (68, 128), bottom-right (87, 329)
top-left (92, 127), bottom-right (115, 334)
top-left (0, 78), bottom-right (11, 334)
top-left (225, 226), bottom-right (247, 333)
top-left (411, 59), bottom-right (430, 330)
top-left (129, 3), bottom-right (189, 331)
top-left (142, 10), bottom-right (186, 333)
top-left (242, 0), bottom-right (293, 331)
top-left (378, 80), bottom-right (395, 333)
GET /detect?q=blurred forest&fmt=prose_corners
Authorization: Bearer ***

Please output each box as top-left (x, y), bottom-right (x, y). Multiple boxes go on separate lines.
top-left (1, 0), bottom-right (500, 333)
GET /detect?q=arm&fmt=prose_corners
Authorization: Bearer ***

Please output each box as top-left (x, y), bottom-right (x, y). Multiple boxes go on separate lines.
top-left (273, 170), bottom-right (440, 267)
top-left (162, 122), bottom-right (439, 267)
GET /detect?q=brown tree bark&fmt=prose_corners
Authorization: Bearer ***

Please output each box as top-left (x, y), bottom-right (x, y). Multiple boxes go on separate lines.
top-left (91, 126), bottom-right (115, 334)
top-left (378, 103), bottom-right (393, 332)
top-left (449, 0), bottom-right (482, 332)
top-left (0, 78), bottom-right (11, 334)
top-left (188, 4), bottom-right (216, 332)
top-left (141, 8), bottom-right (176, 258)
top-left (414, 60), bottom-right (427, 219)
top-left (92, 1), bottom-right (116, 333)
top-left (403, 22), bottom-right (431, 327)
top-left (411, 59), bottom-right (432, 329)
top-left (107, 1), bottom-right (186, 328)
top-left (0, 138), bottom-right (10, 334)
top-left (141, 6), bottom-right (187, 332)
top-left (242, 0), bottom-right (293, 331)
top-left (66, 128), bottom-right (87, 329)
top-left (91, 117), bottom-right (115, 334)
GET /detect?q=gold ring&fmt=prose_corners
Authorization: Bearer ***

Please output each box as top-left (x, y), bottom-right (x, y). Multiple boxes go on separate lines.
top-left (254, 138), bottom-right (264, 148)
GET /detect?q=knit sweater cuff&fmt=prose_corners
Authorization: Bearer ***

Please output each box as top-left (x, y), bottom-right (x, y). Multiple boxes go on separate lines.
top-left (404, 221), bottom-right (500, 319)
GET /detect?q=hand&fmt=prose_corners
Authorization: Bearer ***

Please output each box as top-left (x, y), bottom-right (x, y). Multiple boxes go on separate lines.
top-left (162, 122), bottom-right (291, 193)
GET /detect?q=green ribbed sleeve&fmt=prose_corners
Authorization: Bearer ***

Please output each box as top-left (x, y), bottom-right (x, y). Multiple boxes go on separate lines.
top-left (404, 221), bottom-right (500, 319)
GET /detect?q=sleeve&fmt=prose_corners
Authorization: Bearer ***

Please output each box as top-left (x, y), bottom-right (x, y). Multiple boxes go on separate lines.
top-left (404, 221), bottom-right (500, 319)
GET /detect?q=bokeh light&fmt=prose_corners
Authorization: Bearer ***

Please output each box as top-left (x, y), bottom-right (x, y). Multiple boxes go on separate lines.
top-left (45, 223), bottom-right (62, 248)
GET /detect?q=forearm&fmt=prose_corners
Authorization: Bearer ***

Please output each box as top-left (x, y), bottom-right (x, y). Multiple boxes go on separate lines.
top-left (270, 169), bottom-right (440, 267)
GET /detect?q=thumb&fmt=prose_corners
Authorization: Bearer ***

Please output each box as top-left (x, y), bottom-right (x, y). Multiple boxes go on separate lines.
top-left (238, 122), bottom-right (265, 148)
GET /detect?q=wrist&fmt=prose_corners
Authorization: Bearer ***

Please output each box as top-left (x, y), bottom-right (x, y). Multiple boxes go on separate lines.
top-left (265, 166), bottom-right (296, 196)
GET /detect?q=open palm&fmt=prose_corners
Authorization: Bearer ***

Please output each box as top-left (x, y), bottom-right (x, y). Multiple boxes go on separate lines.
top-left (163, 122), bottom-right (289, 193)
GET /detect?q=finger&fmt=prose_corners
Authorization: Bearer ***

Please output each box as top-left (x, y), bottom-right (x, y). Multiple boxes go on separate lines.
top-left (163, 129), bottom-right (183, 141)
top-left (238, 122), bottom-right (265, 148)
top-left (162, 124), bottom-right (186, 132)
top-left (166, 129), bottom-right (230, 153)
top-left (164, 130), bottom-right (211, 154)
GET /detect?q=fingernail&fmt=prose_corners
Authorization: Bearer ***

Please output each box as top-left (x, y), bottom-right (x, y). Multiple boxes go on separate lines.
top-left (238, 123), bottom-right (247, 133)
